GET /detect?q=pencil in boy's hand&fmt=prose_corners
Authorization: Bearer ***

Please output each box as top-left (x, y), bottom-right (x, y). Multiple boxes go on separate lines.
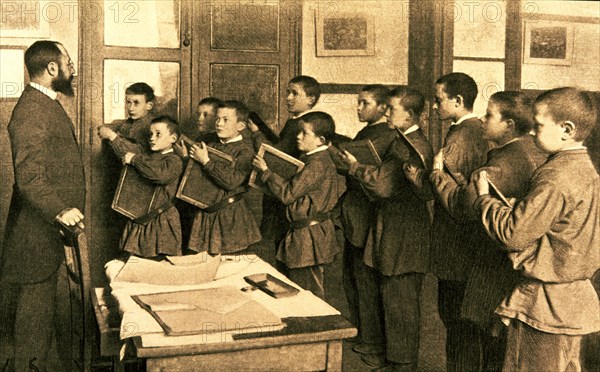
top-left (487, 177), bottom-right (513, 208)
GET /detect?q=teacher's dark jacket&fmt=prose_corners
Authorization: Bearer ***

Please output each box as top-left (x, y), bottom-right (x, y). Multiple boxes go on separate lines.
top-left (1, 85), bottom-right (85, 284)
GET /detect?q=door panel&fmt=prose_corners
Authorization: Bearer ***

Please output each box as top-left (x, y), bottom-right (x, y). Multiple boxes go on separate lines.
top-left (194, 0), bottom-right (301, 133)
top-left (82, 0), bottom-right (191, 286)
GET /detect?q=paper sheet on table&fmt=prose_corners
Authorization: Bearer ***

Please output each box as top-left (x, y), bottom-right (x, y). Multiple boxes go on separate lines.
top-left (105, 255), bottom-right (340, 344)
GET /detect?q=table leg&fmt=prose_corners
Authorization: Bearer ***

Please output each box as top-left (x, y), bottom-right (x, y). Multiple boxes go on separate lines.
top-left (326, 341), bottom-right (343, 371)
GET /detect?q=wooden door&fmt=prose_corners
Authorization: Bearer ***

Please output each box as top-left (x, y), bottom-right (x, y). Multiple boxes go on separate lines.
top-left (191, 0), bottom-right (301, 133)
top-left (81, 0), bottom-right (192, 285)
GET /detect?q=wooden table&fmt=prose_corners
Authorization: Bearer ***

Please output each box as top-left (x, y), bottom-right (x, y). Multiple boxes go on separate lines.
top-left (92, 288), bottom-right (356, 371)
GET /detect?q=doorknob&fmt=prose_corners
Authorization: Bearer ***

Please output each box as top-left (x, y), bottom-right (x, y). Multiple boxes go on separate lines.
top-left (183, 31), bottom-right (191, 47)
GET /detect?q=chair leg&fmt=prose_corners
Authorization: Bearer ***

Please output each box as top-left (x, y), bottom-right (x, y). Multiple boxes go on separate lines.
top-left (112, 356), bottom-right (125, 372)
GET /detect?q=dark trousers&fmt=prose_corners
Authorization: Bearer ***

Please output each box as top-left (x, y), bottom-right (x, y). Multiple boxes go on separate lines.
top-left (277, 261), bottom-right (325, 300)
top-left (342, 241), bottom-right (364, 331)
top-left (382, 273), bottom-right (424, 367)
top-left (0, 266), bottom-right (68, 372)
top-left (360, 269), bottom-right (425, 368)
top-left (438, 279), bottom-right (483, 372)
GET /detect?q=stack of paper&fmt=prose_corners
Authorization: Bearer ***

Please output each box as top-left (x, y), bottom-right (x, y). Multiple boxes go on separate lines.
top-left (133, 286), bottom-right (284, 336)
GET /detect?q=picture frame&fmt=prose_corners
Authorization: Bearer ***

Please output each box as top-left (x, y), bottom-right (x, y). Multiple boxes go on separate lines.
top-left (112, 165), bottom-right (160, 220)
top-left (249, 144), bottom-right (305, 196)
top-left (0, 1), bottom-right (50, 38)
top-left (176, 146), bottom-right (236, 209)
top-left (523, 20), bottom-right (574, 66)
top-left (315, 10), bottom-right (375, 57)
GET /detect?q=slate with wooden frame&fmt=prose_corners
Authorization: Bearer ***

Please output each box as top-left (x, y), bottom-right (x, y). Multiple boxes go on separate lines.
top-left (112, 165), bottom-right (160, 220)
top-left (339, 139), bottom-right (382, 165)
top-left (176, 146), bottom-right (236, 209)
top-left (394, 128), bottom-right (427, 170)
top-left (249, 144), bottom-right (305, 196)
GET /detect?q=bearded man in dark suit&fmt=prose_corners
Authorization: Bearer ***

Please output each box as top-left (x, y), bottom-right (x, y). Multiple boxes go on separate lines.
top-left (0, 40), bottom-right (85, 372)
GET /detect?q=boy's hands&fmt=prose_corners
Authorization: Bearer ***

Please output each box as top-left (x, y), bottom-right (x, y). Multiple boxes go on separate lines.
top-left (247, 118), bottom-right (260, 133)
top-left (97, 125), bottom-right (117, 141)
top-left (404, 163), bottom-right (423, 186)
top-left (339, 150), bottom-right (357, 166)
top-left (190, 142), bottom-right (210, 165)
top-left (122, 152), bottom-right (135, 164)
top-left (252, 155), bottom-right (268, 172)
top-left (173, 139), bottom-right (189, 158)
top-left (473, 170), bottom-right (490, 196)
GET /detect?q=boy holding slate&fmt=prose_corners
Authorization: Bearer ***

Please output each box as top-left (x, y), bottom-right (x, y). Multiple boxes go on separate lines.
top-left (248, 76), bottom-right (321, 245)
top-left (252, 112), bottom-right (345, 299)
top-left (120, 116), bottom-right (183, 257)
top-left (336, 85), bottom-right (395, 348)
top-left (98, 82), bottom-right (156, 156)
top-left (340, 87), bottom-right (433, 370)
top-left (425, 72), bottom-right (489, 372)
top-left (427, 91), bottom-right (547, 370)
top-left (187, 100), bottom-right (261, 254)
top-left (474, 87), bottom-right (600, 371)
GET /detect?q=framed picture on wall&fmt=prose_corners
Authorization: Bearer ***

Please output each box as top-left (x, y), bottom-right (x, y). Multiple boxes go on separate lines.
top-left (523, 20), bottom-right (574, 66)
top-left (315, 11), bottom-right (375, 57)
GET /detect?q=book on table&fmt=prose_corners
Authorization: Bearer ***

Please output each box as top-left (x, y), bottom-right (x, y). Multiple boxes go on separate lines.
top-left (249, 143), bottom-right (305, 196)
top-left (176, 145), bottom-right (237, 209)
top-left (112, 165), bottom-right (160, 220)
top-left (132, 286), bottom-right (284, 336)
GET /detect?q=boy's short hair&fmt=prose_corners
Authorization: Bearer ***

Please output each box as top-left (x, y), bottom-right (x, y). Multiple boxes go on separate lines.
top-left (151, 115), bottom-right (180, 138)
top-left (126, 82), bottom-right (155, 103)
top-left (360, 85), bottom-right (390, 105)
top-left (490, 91), bottom-right (534, 135)
top-left (390, 87), bottom-right (425, 117)
top-left (299, 111), bottom-right (335, 143)
top-left (535, 87), bottom-right (598, 142)
top-left (198, 97), bottom-right (222, 109)
top-left (25, 40), bottom-right (63, 78)
top-left (289, 75), bottom-right (321, 106)
top-left (219, 100), bottom-right (250, 123)
top-left (436, 72), bottom-right (478, 110)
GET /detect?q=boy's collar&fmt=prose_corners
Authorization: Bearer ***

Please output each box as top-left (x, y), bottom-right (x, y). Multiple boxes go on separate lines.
top-left (219, 134), bottom-right (243, 144)
top-left (161, 148), bottom-right (174, 154)
top-left (404, 124), bottom-right (419, 135)
top-left (561, 145), bottom-right (587, 152)
top-left (291, 108), bottom-right (316, 120)
top-left (451, 112), bottom-right (477, 126)
top-left (305, 144), bottom-right (329, 156)
top-left (367, 118), bottom-right (388, 126)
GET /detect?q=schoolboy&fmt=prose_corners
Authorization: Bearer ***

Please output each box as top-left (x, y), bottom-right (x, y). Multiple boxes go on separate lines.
top-left (249, 75), bottom-right (321, 158)
top-left (338, 85), bottom-right (395, 345)
top-left (341, 87), bottom-right (433, 370)
top-left (197, 97), bottom-right (221, 135)
top-left (252, 112), bottom-right (345, 299)
top-left (120, 116), bottom-right (184, 257)
top-left (429, 72), bottom-right (489, 371)
top-left (429, 91), bottom-right (547, 371)
top-left (248, 76), bottom-right (321, 245)
top-left (98, 82), bottom-right (156, 157)
top-left (474, 87), bottom-right (600, 371)
top-left (187, 100), bottom-right (261, 254)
